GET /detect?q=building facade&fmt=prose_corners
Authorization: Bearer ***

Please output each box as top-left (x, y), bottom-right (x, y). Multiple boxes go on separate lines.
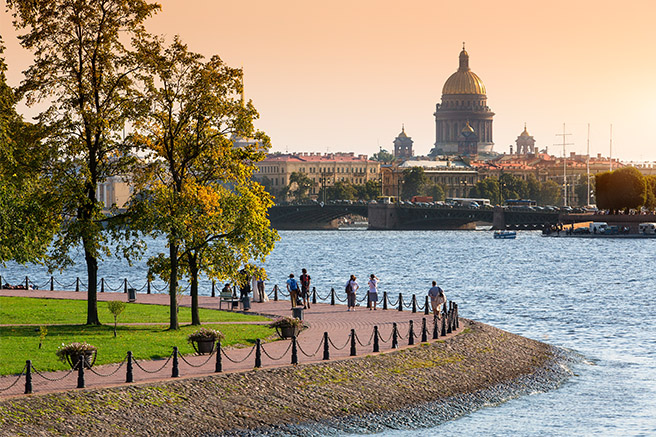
top-left (433, 45), bottom-right (494, 154)
top-left (382, 159), bottom-right (478, 199)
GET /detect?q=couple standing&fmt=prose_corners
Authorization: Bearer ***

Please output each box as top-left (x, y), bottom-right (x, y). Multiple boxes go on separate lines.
top-left (286, 268), bottom-right (311, 309)
top-left (345, 274), bottom-right (379, 311)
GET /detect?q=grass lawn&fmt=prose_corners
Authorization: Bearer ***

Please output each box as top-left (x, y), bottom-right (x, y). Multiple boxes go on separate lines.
top-left (0, 296), bottom-right (269, 324)
top-left (0, 297), bottom-right (276, 375)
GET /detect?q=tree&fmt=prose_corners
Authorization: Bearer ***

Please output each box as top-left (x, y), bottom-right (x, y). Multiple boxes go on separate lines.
top-left (469, 178), bottom-right (501, 205)
top-left (355, 180), bottom-right (380, 200)
top-left (128, 37), bottom-right (277, 329)
top-left (0, 37), bottom-right (61, 265)
top-left (537, 180), bottom-right (562, 206)
top-left (644, 175), bottom-right (656, 211)
top-left (286, 171), bottom-right (315, 201)
top-left (424, 183), bottom-right (445, 201)
top-left (401, 167), bottom-right (427, 200)
top-left (499, 173), bottom-right (528, 201)
top-left (371, 148), bottom-right (394, 163)
top-left (596, 167), bottom-right (646, 213)
top-left (107, 301), bottom-right (126, 338)
top-left (8, 0), bottom-right (160, 325)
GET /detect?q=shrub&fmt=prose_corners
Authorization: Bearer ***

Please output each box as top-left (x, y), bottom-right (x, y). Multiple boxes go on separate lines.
top-left (268, 316), bottom-right (303, 329)
top-left (55, 342), bottom-right (97, 363)
top-left (187, 327), bottom-right (224, 344)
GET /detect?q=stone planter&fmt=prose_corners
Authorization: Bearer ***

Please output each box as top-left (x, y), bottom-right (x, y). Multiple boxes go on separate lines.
top-left (66, 351), bottom-right (97, 369)
top-left (192, 339), bottom-right (216, 355)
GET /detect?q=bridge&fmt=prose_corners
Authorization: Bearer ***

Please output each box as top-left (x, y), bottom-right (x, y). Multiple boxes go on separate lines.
top-left (269, 203), bottom-right (562, 230)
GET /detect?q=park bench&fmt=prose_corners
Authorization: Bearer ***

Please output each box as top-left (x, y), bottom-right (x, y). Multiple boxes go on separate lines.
top-left (219, 289), bottom-right (240, 310)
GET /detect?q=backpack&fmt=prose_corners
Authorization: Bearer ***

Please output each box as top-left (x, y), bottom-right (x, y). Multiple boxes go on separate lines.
top-left (345, 282), bottom-right (352, 293)
top-left (300, 274), bottom-right (310, 289)
top-left (289, 279), bottom-right (298, 291)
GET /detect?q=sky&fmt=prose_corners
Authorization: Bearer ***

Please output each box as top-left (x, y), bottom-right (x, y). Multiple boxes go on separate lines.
top-left (2, 0), bottom-right (655, 161)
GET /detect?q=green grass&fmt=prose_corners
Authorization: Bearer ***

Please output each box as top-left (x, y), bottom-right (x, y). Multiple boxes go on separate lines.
top-left (0, 296), bottom-right (269, 325)
top-left (0, 296), bottom-right (276, 375)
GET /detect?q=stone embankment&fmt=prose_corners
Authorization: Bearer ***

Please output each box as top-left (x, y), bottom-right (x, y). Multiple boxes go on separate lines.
top-left (0, 319), bottom-right (573, 436)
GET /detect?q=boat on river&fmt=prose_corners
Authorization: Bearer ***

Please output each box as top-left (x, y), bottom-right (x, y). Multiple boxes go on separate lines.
top-left (493, 230), bottom-right (516, 239)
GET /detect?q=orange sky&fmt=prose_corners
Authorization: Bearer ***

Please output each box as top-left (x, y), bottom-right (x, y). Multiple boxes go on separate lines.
top-left (2, 0), bottom-right (655, 161)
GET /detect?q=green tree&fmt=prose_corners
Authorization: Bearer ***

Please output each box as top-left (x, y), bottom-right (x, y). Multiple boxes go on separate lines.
top-left (286, 171), bottom-right (316, 201)
top-left (401, 167), bottom-right (427, 200)
top-left (371, 148), bottom-right (394, 163)
top-left (595, 167), bottom-right (646, 213)
top-left (469, 178), bottom-right (501, 205)
top-left (0, 37), bottom-right (60, 265)
top-left (499, 173), bottom-right (528, 201)
top-left (574, 174), bottom-right (594, 206)
top-left (355, 180), bottom-right (381, 200)
top-left (537, 180), bottom-right (562, 206)
top-left (424, 183), bottom-right (446, 201)
top-left (107, 301), bottom-right (126, 338)
top-left (644, 175), bottom-right (656, 211)
top-left (7, 0), bottom-right (159, 325)
top-left (128, 37), bottom-right (277, 328)
top-left (324, 181), bottom-right (356, 201)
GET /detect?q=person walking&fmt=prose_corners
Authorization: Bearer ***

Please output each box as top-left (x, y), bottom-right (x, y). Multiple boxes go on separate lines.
top-left (257, 277), bottom-right (268, 302)
top-left (286, 274), bottom-right (300, 308)
top-left (240, 272), bottom-right (251, 311)
top-left (368, 274), bottom-right (379, 310)
top-left (345, 274), bottom-right (359, 311)
top-left (299, 268), bottom-right (311, 309)
top-left (428, 281), bottom-right (446, 318)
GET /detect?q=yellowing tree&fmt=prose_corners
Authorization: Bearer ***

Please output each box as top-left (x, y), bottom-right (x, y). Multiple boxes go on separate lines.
top-left (128, 37), bottom-right (277, 329)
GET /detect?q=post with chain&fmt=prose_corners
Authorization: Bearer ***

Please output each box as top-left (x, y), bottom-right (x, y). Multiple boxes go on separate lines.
top-left (312, 287), bottom-right (317, 305)
top-left (147, 278), bottom-right (151, 295)
top-left (50, 276), bottom-right (54, 291)
top-left (441, 314), bottom-right (447, 337)
top-left (421, 317), bottom-right (428, 342)
top-left (75, 277), bottom-right (80, 292)
top-left (274, 285), bottom-right (278, 301)
top-left (323, 332), bottom-right (330, 360)
top-left (373, 326), bottom-right (380, 353)
top-left (398, 293), bottom-right (403, 311)
top-left (291, 336), bottom-right (298, 365)
top-left (100, 278), bottom-right (104, 293)
top-left (24, 360), bottom-right (32, 394)
top-left (211, 280), bottom-right (216, 298)
top-left (447, 308), bottom-right (453, 334)
top-left (25, 276), bottom-right (29, 290)
top-left (255, 339), bottom-right (262, 368)
top-left (330, 288), bottom-right (335, 305)
top-left (424, 296), bottom-right (430, 315)
top-left (172, 347), bottom-right (179, 378)
top-left (77, 356), bottom-right (85, 388)
top-left (383, 291), bottom-right (388, 310)
top-left (124, 278), bottom-right (128, 294)
top-left (126, 351), bottom-right (133, 383)
top-left (411, 294), bottom-right (417, 313)
top-left (215, 340), bottom-right (222, 373)
top-left (392, 323), bottom-right (398, 349)
top-left (433, 316), bottom-right (439, 339)
top-left (408, 320), bottom-right (415, 346)
top-left (455, 303), bottom-right (459, 329)
top-left (350, 329), bottom-right (357, 356)
top-left (366, 292), bottom-right (371, 309)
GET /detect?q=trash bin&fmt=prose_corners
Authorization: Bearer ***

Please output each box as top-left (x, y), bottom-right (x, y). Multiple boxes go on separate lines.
top-left (292, 307), bottom-right (304, 321)
top-left (127, 288), bottom-right (136, 302)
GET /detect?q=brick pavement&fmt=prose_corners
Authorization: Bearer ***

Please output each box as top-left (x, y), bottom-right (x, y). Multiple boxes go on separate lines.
top-left (0, 289), bottom-right (462, 397)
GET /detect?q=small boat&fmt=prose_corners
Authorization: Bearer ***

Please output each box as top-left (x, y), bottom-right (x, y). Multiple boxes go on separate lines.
top-left (493, 230), bottom-right (516, 239)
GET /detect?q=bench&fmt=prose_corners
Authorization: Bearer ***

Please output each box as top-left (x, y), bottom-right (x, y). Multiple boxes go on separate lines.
top-left (219, 290), bottom-right (240, 310)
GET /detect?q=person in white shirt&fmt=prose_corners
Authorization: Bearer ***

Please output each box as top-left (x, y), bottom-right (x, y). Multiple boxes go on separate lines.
top-left (346, 275), bottom-right (359, 311)
top-left (428, 281), bottom-right (446, 318)
top-left (368, 274), bottom-right (379, 310)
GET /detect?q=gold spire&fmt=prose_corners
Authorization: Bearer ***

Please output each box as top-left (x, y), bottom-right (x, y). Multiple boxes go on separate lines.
top-left (442, 45), bottom-right (486, 95)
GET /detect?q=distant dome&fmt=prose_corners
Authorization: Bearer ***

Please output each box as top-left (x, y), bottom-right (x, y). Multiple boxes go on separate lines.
top-left (441, 48), bottom-right (487, 95)
top-left (520, 123), bottom-right (531, 137)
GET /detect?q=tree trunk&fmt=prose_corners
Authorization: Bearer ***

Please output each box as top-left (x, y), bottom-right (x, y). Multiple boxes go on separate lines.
top-left (84, 244), bottom-right (101, 325)
top-left (189, 253), bottom-right (200, 326)
top-left (169, 239), bottom-right (179, 330)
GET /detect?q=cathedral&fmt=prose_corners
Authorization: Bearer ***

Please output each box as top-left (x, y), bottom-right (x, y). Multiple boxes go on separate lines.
top-left (433, 44), bottom-right (494, 155)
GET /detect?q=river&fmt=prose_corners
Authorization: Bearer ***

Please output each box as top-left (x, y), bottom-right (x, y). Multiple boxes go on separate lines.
top-left (2, 230), bottom-right (655, 436)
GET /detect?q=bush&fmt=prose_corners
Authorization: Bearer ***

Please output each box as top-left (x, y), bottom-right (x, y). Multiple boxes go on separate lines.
top-left (187, 327), bottom-right (224, 344)
top-left (268, 316), bottom-right (303, 329)
top-left (55, 342), bottom-right (97, 362)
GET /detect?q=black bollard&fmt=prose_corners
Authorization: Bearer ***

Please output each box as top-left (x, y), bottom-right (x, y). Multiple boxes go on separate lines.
top-left (421, 317), bottom-right (428, 343)
top-left (441, 315), bottom-right (447, 337)
top-left (274, 285), bottom-right (278, 301)
top-left (350, 329), bottom-right (356, 356)
top-left (433, 316), bottom-right (439, 340)
top-left (172, 347), bottom-right (179, 378)
top-left (411, 294), bottom-right (417, 313)
top-left (77, 355), bottom-right (85, 388)
top-left (408, 320), bottom-right (415, 346)
top-left (424, 296), bottom-right (430, 315)
top-left (24, 360), bottom-right (32, 394)
top-left (255, 339), bottom-right (262, 368)
top-left (446, 310), bottom-right (452, 334)
top-left (442, 302), bottom-right (447, 316)
top-left (383, 291), bottom-right (388, 310)
top-left (291, 336), bottom-right (298, 365)
top-left (373, 326), bottom-right (380, 353)
top-left (147, 279), bottom-right (151, 295)
top-left (126, 351), bottom-right (133, 383)
top-left (101, 278), bottom-right (104, 293)
top-left (323, 332), bottom-right (330, 360)
top-left (211, 280), bottom-right (216, 298)
top-left (215, 340), bottom-right (222, 373)
top-left (366, 292), bottom-right (371, 309)
top-left (398, 293), bottom-right (403, 312)
top-left (455, 303), bottom-right (459, 329)
top-left (330, 288), bottom-right (335, 306)
top-left (392, 323), bottom-right (398, 349)
top-left (25, 276), bottom-right (29, 290)
top-left (75, 277), bottom-right (80, 292)
top-left (123, 279), bottom-right (128, 294)
top-left (50, 276), bottom-right (54, 291)
top-left (312, 287), bottom-right (317, 305)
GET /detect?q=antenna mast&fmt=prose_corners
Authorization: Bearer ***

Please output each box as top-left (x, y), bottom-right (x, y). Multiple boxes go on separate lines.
top-left (555, 123), bottom-right (574, 207)
top-left (587, 123), bottom-right (591, 206)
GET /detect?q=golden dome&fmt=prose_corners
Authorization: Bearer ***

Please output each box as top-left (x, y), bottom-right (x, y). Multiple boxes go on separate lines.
top-left (442, 47), bottom-right (487, 95)
top-left (520, 123), bottom-right (530, 137)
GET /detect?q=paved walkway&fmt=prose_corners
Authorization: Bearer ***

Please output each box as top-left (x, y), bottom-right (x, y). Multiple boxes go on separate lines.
top-left (0, 289), bottom-right (462, 397)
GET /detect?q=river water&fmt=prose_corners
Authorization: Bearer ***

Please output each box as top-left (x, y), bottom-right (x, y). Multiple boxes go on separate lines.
top-left (2, 230), bottom-right (655, 436)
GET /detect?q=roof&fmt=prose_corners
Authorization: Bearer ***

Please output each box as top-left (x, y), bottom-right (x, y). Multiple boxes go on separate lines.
top-left (262, 152), bottom-right (370, 163)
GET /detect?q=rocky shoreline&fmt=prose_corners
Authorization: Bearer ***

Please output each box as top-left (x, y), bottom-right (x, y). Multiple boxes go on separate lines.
top-left (0, 319), bottom-right (574, 436)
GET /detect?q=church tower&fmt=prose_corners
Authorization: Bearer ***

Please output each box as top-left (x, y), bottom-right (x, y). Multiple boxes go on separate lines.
top-left (393, 125), bottom-right (413, 159)
top-left (433, 44), bottom-right (494, 155)
top-left (515, 123), bottom-right (536, 155)
top-left (457, 121), bottom-right (479, 156)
